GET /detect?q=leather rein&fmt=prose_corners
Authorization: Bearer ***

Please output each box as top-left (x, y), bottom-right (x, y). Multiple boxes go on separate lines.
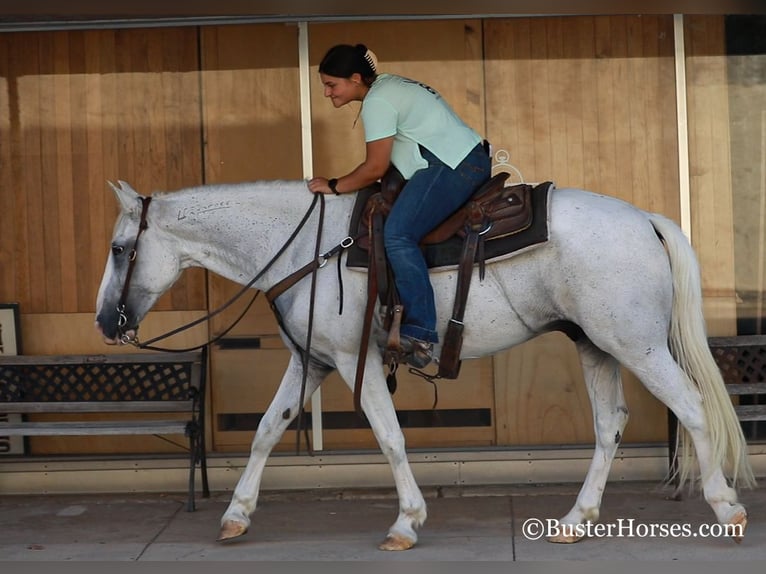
top-left (116, 192), bottom-right (356, 353)
top-left (115, 191), bottom-right (364, 452)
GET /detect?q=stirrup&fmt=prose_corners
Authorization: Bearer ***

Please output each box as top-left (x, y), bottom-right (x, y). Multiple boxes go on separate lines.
top-left (398, 336), bottom-right (434, 369)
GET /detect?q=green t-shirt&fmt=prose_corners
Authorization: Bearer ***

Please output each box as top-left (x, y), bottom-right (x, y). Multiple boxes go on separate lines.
top-left (361, 74), bottom-right (482, 178)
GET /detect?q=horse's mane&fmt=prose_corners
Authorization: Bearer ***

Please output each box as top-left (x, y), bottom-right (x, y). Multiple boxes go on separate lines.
top-left (151, 180), bottom-right (305, 199)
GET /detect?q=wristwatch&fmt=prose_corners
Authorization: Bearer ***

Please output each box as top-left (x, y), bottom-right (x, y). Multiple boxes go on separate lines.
top-left (328, 178), bottom-right (339, 195)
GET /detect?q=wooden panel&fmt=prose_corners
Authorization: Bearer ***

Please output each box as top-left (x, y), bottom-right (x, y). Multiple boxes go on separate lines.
top-left (484, 15), bottom-right (678, 214)
top-left (727, 44), bottom-right (766, 333)
top-left (21, 311), bottom-right (210, 355)
top-left (211, 346), bottom-right (494, 452)
top-left (0, 29), bottom-right (206, 315)
top-left (200, 24), bottom-right (302, 340)
top-left (685, 16), bottom-right (737, 336)
top-left (485, 16), bottom-right (678, 445)
top-left (493, 333), bottom-right (667, 446)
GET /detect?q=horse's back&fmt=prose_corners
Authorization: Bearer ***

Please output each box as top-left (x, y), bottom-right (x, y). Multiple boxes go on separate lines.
top-left (547, 187), bottom-right (669, 260)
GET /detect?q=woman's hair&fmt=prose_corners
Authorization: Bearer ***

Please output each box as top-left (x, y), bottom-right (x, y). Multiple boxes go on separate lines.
top-left (319, 44), bottom-right (378, 86)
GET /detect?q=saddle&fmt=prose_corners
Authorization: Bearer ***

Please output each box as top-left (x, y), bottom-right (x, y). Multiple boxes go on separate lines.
top-left (352, 166), bottom-right (552, 392)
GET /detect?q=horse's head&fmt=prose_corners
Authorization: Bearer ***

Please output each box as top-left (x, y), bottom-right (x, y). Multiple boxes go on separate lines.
top-left (95, 181), bottom-right (184, 344)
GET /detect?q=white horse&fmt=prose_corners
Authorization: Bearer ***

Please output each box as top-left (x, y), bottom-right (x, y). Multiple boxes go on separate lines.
top-left (95, 179), bottom-right (755, 548)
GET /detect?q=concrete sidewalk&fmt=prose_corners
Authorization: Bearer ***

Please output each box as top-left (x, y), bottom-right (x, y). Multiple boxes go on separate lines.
top-left (0, 482), bottom-right (764, 561)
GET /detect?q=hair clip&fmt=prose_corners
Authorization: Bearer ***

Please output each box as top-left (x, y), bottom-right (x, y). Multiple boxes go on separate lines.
top-left (363, 49), bottom-right (378, 74)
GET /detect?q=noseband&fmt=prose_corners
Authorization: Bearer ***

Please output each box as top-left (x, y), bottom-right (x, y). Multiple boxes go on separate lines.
top-left (116, 196), bottom-right (152, 343)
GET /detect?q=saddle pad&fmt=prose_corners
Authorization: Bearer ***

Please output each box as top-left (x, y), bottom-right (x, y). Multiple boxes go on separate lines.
top-left (346, 181), bottom-right (553, 271)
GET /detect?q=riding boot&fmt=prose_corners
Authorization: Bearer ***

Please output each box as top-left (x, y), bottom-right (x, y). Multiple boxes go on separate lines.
top-left (399, 335), bottom-right (434, 369)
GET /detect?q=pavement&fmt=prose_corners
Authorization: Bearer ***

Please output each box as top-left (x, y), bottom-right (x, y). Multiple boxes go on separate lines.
top-left (1, 481), bottom-right (765, 562)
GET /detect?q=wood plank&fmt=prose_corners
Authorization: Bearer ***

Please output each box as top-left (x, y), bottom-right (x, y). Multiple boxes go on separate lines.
top-left (528, 18), bottom-right (553, 182)
top-left (0, 351), bottom-right (202, 365)
top-left (210, 347), bottom-right (495, 451)
top-left (483, 19), bottom-right (532, 182)
top-left (578, 17), bottom-right (602, 191)
top-left (20, 311), bottom-right (210, 355)
top-left (546, 18), bottom-right (570, 184)
top-left (685, 16), bottom-right (737, 336)
top-left (52, 31), bottom-right (78, 311)
top-left (733, 406), bottom-right (766, 422)
top-left (594, 16), bottom-right (619, 195)
top-left (0, 35), bottom-right (17, 300)
top-left (19, 34), bottom-right (47, 312)
top-left (84, 31), bottom-right (108, 317)
top-left (725, 384), bottom-right (766, 396)
top-left (0, 421), bottom-right (190, 436)
top-left (0, 402), bottom-right (193, 413)
top-left (485, 16), bottom-right (675, 446)
top-left (37, 33), bottom-right (63, 312)
top-left (201, 24), bottom-right (301, 338)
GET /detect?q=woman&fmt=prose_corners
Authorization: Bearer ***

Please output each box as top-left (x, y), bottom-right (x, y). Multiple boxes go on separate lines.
top-left (308, 44), bottom-right (491, 368)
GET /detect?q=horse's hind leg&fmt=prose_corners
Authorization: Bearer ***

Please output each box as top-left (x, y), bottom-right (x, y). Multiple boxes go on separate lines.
top-left (549, 339), bottom-right (628, 543)
top-left (623, 349), bottom-right (746, 534)
top-left (218, 354), bottom-right (328, 542)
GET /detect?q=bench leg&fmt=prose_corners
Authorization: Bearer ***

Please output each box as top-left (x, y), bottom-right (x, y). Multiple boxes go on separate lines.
top-left (187, 434), bottom-right (197, 512)
top-left (200, 445), bottom-right (210, 499)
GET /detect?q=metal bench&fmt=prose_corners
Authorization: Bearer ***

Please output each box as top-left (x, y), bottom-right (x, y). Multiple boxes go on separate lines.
top-left (668, 334), bottom-right (766, 482)
top-left (0, 349), bottom-right (210, 511)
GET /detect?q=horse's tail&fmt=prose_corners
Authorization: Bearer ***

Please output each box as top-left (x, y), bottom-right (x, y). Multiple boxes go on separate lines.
top-left (647, 213), bottom-right (755, 491)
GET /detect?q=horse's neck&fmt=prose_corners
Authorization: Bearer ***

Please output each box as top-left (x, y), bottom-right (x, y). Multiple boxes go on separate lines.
top-left (155, 182), bottom-right (348, 289)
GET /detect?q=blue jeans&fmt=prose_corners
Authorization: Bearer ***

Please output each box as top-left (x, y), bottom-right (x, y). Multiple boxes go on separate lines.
top-left (383, 143), bottom-right (491, 343)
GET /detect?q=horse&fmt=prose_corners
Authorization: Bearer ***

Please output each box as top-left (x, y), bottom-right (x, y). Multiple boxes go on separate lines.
top-left (95, 178), bottom-right (756, 548)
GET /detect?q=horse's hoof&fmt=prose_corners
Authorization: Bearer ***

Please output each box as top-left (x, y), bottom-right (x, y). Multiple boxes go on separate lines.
top-left (378, 534), bottom-right (416, 551)
top-left (217, 520), bottom-right (248, 542)
top-left (728, 510), bottom-right (747, 544)
top-left (547, 531), bottom-right (584, 544)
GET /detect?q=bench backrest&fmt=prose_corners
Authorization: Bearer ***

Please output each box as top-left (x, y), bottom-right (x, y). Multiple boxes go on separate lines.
top-left (709, 335), bottom-right (766, 423)
top-left (0, 351), bottom-right (205, 413)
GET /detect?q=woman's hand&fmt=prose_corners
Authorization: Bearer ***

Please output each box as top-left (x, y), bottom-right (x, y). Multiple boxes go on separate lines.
top-left (307, 177), bottom-right (332, 194)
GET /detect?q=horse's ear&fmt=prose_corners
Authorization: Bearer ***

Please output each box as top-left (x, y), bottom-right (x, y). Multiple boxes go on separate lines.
top-left (108, 180), bottom-right (141, 215)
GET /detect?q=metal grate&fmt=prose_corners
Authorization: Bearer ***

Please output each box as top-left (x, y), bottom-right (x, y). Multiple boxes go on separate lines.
top-left (709, 342), bottom-right (766, 385)
top-left (0, 362), bottom-right (195, 403)
top-left (709, 335), bottom-right (766, 440)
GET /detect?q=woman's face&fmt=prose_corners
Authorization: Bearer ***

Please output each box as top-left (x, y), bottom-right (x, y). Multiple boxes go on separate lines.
top-left (320, 73), bottom-right (365, 107)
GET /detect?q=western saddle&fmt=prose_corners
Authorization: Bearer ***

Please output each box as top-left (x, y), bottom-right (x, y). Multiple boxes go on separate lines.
top-left (353, 165), bottom-right (539, 400)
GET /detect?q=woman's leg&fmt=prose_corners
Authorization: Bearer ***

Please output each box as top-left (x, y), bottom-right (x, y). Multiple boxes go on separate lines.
top-left (384, 144), bottom-right (490, 344)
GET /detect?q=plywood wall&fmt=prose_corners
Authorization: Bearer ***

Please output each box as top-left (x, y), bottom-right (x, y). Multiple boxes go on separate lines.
top-left (0, 28), bottom-right (208, 455)
top-left (0, 28), bottom-right (206, 316)
top-left (484, 15), bottom-right (680, 445)
top-left (684, 16), bottom-right (737, 336)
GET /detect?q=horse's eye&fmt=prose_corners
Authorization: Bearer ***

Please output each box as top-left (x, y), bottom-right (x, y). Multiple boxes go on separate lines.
top-left (112, 244), bottom-right (125, 256)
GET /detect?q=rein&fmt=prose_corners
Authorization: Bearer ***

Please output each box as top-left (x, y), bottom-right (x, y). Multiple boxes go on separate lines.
top-left (117, 192), bottom-right (341, 352)
top-left (115, 190), bottom-right (362, 453)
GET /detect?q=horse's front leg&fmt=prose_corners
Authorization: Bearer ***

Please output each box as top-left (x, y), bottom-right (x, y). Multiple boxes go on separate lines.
top-left (336, 351), bottom-right (427, 551)
top-left (218, 354), bottom-right (327, 542)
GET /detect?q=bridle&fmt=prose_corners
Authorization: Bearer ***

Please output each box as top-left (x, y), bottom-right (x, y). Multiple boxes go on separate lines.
top-left (116, 196), bottom-right (151, 343)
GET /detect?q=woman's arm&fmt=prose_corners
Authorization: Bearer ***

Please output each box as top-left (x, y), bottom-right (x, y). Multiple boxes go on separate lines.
top-left (308, 136), bottom-right (393, 195)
